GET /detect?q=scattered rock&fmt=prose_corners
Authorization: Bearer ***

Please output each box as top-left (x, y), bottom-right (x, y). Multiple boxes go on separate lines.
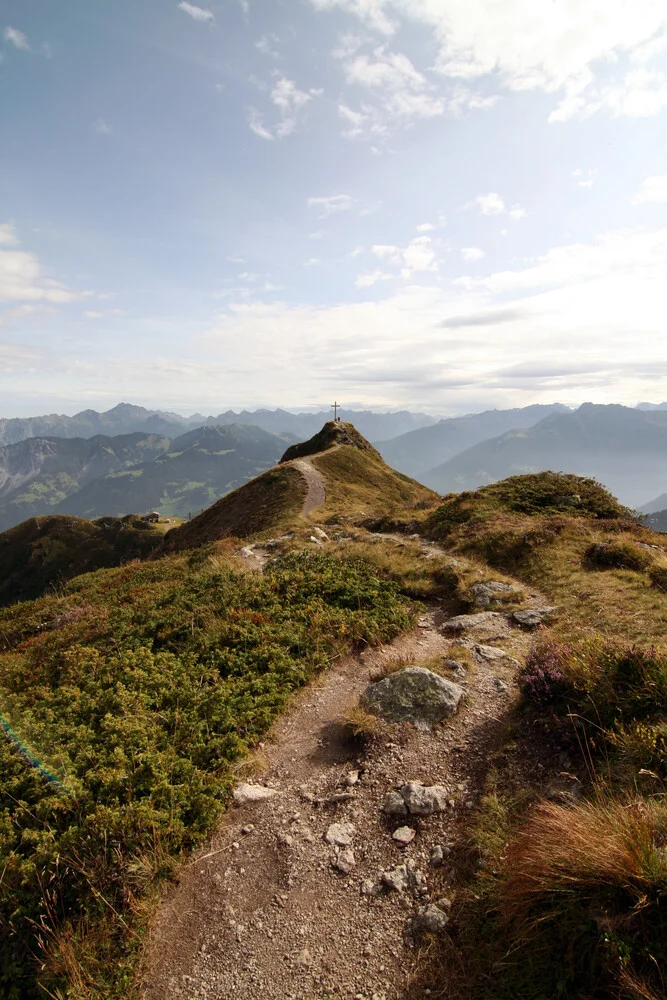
top-left (309, 535), bottom-right (323, 545)
top-left (429, 845), bottom-right (445, 867)
top-left (311, 526), bottom-right (329, 541)
top-left (295, 947), bottom-right (313, 967)
top-left (475, 644), bottom-right (510, 661)
top-left (400, 781), bottom-right (449, 816)
top-left (493, 678), bottom-right (510, 693)
top-left (512, 607), bottom-right (557, 628)
top-left (392, 826), bottom-right (416, 845)
top-left (277, 832), bottom-right (295, 847)
top-left (361, 878), bottom-right (382, 897)
top-left (241, 824), bottom-right (255, 834)
top-left (239, 546), bottom-right (255, 558)
top-left (406, 903), bottom-right (450, 939)
top-left (360, 667), bottom-right (463, 729)
top-left (333, 848), bottom-right (356, 874)
top-left (470, 581), bottom-right (521, 609)
top-left (342, 769), bottom-right (360, 787)
top-left (382, 790), bottom-right (408, 816)
top-left (324, 822), bottom-right (355, 847)
top-left (381, 862), bottom-right (424, 894)
top-left (443, 611), bottom-right (506, 633)
top-left (233, 783), bottom-right (279, 805)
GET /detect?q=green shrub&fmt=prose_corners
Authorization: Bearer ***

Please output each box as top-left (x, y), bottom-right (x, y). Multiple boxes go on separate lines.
top-left (0, 551), bottom-right (414, 997)
top-left (584, 541), bottom-right (653, 573)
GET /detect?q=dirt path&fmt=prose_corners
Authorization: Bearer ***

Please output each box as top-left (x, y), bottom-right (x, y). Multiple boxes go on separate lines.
top-left (141, 590), bottom-right (543, 1000)
top-left (291, 458), bottom-right (327, 517)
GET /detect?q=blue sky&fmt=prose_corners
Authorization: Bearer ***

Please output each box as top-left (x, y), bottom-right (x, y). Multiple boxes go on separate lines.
top-left (1, 0), bottom-right (667, 416)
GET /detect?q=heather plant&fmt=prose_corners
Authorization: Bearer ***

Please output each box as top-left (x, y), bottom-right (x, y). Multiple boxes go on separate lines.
top-left (0, 550), bottom-right (414, 998)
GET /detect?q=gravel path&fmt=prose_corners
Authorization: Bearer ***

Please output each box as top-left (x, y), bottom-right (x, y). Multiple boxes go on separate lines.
top-left (291, 458), bottom-right (327, 516)
top-left (140, 581), bottom-right (543, 1000)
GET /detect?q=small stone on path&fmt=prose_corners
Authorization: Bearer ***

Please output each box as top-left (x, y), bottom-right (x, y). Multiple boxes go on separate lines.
top-left (392, 826), bottom-right (416, 844)
top-left (443, 611), bottom-right (506, 633)
top-left (233, 783), bottom-right (279, 805)
top-left (475, 644), bottom-right (510, 661)
top-left (324, 822), bottom-right (355, 846)
top-left (333, 848), bottom-right (356, 874)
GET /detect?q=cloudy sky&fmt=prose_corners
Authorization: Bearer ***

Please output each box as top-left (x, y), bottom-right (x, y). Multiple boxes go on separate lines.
top-left (2, 0), bottom-right (667, 417)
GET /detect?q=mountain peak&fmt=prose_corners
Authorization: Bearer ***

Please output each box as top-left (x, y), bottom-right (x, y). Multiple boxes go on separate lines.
top-left (280, 420), bottom-right (381, 463)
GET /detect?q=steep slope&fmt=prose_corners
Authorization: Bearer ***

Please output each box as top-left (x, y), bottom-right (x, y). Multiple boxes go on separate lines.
top-left (280, 419), bottom-right (382, 462)
top-left (375, 403), bottom-right (570, 479)
top-left (0, 432), bottom-right (171, 531)
top-left (423, 403), bottom-right (667, 507)
top-left (163, 464), bottom-right (307, 550)
top-left (56, 424), bottom-right (294, 521)
top-left (0, 514), bottom-right (162, 605)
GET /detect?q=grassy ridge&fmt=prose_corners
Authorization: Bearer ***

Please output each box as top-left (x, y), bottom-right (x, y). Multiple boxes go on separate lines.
top-left (0, 549), bottom-right (414, 998)
top-left (425, 473), bottom-right (667, 999)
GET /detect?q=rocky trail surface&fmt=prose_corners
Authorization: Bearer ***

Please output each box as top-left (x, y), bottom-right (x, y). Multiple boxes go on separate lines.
top-left (290, 457), bottom-right (327, 516)
top-left (142, 547), bottom-right (557, 1000)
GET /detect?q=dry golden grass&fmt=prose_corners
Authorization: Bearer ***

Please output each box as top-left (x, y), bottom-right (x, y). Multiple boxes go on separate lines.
top-left (313, 446), bottom-right (439, 524)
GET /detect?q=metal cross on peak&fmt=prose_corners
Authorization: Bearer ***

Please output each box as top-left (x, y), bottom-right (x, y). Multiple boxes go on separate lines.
top-left (331, 400), bottom-right (341, 422)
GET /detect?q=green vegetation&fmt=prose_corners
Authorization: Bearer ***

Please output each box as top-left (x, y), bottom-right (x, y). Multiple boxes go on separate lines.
top-left (0, 515), bottom-right (163, 607)
top-left (0, 549), bottom-right (413, 998)
top-left (422, 472), bottom-right (667, 1000)
top-left (164, 464), bottom-right (306, 549)
top-left (313, 445), bottom-right (439, 523)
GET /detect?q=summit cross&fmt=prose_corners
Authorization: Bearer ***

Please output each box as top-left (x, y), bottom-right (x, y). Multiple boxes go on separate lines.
top-left (331, 401), bottom-right (341, 422)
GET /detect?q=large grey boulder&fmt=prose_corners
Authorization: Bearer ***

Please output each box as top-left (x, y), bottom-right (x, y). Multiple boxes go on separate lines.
top-left (443, 611), bottom-right (506, 633)
top-left (470, 581), bottom-right (522, 608)
top-left (512, 606), bottom-right (557, 628)
top-left (360, 667), bottom-right (463, 729)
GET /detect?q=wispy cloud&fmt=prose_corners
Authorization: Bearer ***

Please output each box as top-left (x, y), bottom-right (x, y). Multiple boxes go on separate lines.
top-left (0, 223), bottom-right (87, 305)
top-left (247, 78), bottom-right (321, 139)
top-left (307, 194), bottom-right (356, 217)
top-left (92, 118), bottom-right (114, 135)
top-left (3, 26), bottom-right (29, 51)
top-left (632, 174), bottom-right (667, 204)
top-left (177, 2), bottom-right (214, 23)
top-left (461, 247), bottom-right (485, 261)
top-left (571, 168), bottom-right (597, 188)
top-left (474, 192), bottom-right (525, 219)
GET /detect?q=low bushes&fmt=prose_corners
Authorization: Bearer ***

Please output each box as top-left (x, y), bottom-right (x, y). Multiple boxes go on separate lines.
top-left (0, 550), bottom-right (414, 998)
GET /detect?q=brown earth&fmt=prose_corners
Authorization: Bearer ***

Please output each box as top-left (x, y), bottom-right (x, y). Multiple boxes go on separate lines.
top-left (140, 544), bottom-right (555, 1000)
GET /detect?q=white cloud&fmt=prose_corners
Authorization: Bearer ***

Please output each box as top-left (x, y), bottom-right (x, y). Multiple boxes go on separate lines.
top-left (312, 0), bottom-right (667, 122)
top-left (369, 235), bottom-right (439, 278)
top-left (177, 2), bottom-right (214, 22)
top-left (3, 26), bottom-right (29, 50)
top-left (246, 107), bottom-right (274, 140)
top-left (355, 269), bottom-right (393, 286)
top-left (93, 118), bottom-right (113, 135)
top-left (416, 222), bottom-right (435, 232)
top-left (474, 192), bottom-right (525, 219)
top-left (0, 223), bottom-right (85, 305)
top-left (307, 194), bottom-right (356, 217)
top-left (475, 192), bottom-right (504, 215)
top-left (271, 77), bottom-right (321, 137)
top-left (255, 34), bottom-right (280, 58)
top-left (633, 175), bottom-right (667, 204)
top-left (247, 78), bottom-right (321, 140)
top-left (461, 247), bottom-right (485, 261)
top-left (571, 168), bottom-right (597, 188)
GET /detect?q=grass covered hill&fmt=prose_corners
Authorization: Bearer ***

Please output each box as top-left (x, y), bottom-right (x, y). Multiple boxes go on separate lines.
top-left (163, 463), bottom-right (307, 550)
top-left (0, 514), bottom-right (163, 606)
top-left (423, 403), bottom-right (667, 508)
top-left (422, 471), bottom-right (667, 1000)
top-left (0, 433), bottom-right (171, 532)
top-left (279, 419), bottom-right (383, 462)
top-left (56, 423), bottom-right (295, 522)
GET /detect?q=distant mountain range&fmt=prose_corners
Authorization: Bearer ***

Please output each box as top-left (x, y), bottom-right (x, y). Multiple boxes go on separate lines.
top-left (56, 424), bottom-right (294, 521)
top-left (375, 403), bottom-right (569, 480)
top-left (0, 425), bottom-right (293, 531)
top-left (0, 403), bottom-right (436, 448)
top-left (420, 404), bottom-right (667, 508)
